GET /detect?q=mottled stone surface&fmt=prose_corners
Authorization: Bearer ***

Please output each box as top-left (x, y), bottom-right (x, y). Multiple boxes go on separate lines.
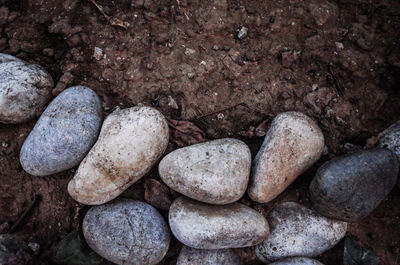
top-left (378, 121), bottom-right (400, 186)
top-left (68, 106), bottom-right (169, 205)
top-left (177, 246), bottom-right (243, 265)
top-left (310, 149), bottom-right (399, 221)
top-left (83, 199), bottom-right (170, 265)
top-left (20, 86), bottom-right (102, 176)
top-left (169, 197), bottom-right (269, 249)
top-left (256, 202), bottom-right (347, 262)
top-left (159, 138), bottom-right (251, 204)
top-left (269, 257), bottom-right (324, 265)
top-left (0, 53), bottom-right (53, 124)
top-left (248, 112), bottom-right (324, 203)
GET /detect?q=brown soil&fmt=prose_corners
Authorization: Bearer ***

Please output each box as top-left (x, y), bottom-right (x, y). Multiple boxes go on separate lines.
top-left (1, 0), bottom-right (400, 264)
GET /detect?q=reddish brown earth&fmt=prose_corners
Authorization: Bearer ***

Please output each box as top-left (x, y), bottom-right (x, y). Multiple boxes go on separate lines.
top-left (0, 0), bottom-right (399, 264)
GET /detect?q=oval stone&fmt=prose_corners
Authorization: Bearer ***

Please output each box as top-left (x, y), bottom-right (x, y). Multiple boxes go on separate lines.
top-left (269, 257), bottom-right (324, 265)
top-left (159, 138), bottom-right (251, 204)
top-left (0, 53), bottom-right (53, 124)
top-left (310, 148), bottom-right (399, 221)
top-left (256, 202), bottom-right (347, 262)
top-left (20, 86), bottom-right (102, 176)
top-left (169, 197), bottom-right (269, 249)
top-left (83, 199), bottom-right (170, 265)
top-left (68, 106), bottom-right (169, 205)
top-left (248, 112), bottom-right (324, 203)
top-left (177, 246), bottom-right (242, 265)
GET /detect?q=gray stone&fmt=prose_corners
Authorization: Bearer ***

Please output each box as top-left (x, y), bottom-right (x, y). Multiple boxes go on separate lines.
top-left (269, 257), bottom-right (324, 265)
top-left (310, 149), bottom-right (399, 221)
top-left (68, 106), bottom-right (169, 205)
top-left (177, 246), bottom-right (242, 265)
top-left (159, 138), bottom-right (251, 205)
top-left (256, 202), bottom-right (347, 262)
top-left (83, 199), bottom-right (170, 265)
top-left (169, 197), bottom-right (269, 249)
top-left (378, 120), bottom-right (400, 160)
top-left (20, 86), bottom-right (102, 176)
top-left (248, 111), bottom-right (324, 203)
top-left (0, 53), bottom-right (53, 124)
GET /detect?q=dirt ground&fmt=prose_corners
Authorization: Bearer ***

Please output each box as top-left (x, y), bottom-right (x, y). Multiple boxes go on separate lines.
top-left (0, 0), bottom-right (400, 264)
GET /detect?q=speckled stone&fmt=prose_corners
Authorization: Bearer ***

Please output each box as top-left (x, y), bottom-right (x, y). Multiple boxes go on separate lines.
top-left (256, 202), bottom-right (347, 262)
top-left (177, 246), bottom-right (243, 265)
top-left (248, 112), bottom-right (324, 203)
top-left (378, 121), bottom-right (400, 186)
top-left (83, 199), bottom-right (170, 265)
top-left (159, 138), bottom-right (251, 204)
top-left (269, 257), bottom-right (324, 265)
top-left (68, 106), bottom-right (169, 205)
top-left (169, 197), bottom-right (269, 249)
top-left (0, 53), bottom-right (53, 124)
top-left (20, 86), bottom-right (102, 176)
top-left (310, 148), bottom-right (399, 221)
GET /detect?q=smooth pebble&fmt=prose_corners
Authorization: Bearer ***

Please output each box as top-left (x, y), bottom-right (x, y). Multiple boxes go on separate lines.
top-left (68, 106), bottom-right (169, 205)
top-left (0, 53), bottom-right (53, 124)
top-left (256, 202), bottom-right (347, 262)
top-left (159, 138), bottom-right (251, 204)
top-left (83, 199), bottom-right (170, 265)
top-left (177, 246), bottom-right (242, 265)
top-left (310, 148), bottom-right (399, 221)
top-left (269, 257), bottom-right (324, 265)
top-left (248, 112), bottom-right (324, 203)
top-left (20, 86), bottom-right (102, 176)
top-left (169, 197), bottom-right (269, 249)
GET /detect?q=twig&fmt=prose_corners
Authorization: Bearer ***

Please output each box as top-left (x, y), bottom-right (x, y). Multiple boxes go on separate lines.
top-left (191, 102), bottom-right (246, 120)
top-left (8, 195), bottom-right (41, 233)
top-left (328, 64), bottom-right (344, 96)
top-left (87, 0), bottom-right (127, 29)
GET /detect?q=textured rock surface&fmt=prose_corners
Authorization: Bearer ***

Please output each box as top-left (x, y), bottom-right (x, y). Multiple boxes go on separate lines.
top-left (159, 138), bottom-right (251, 204)
top-left (68, 106), bottom-right (169, 205)
top-left (310, 148), bottom-right (399, 221)
top-left (83, 199), bottom-right (170, 265)
top-left (248, 112), bottom-right (324, 203)
top-left (177, 246), bottom-right (243, 265)
top-left (378, 120), bottom-right (400, 159)
top-left (20, 86), bottom-right (102, 176)
top-left (269, 257), bottom-right (324, 265)
top-left (169, 197), bottom-right (269, 249)
top-left (0, 53), bottom-right (53, 124)
top-left (256, 202), bottom-right (347, 262)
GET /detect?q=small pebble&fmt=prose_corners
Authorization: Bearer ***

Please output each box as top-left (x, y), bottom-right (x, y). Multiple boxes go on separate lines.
top-left (237, 26), bottom-right (248, 39)
top-left (177, 246), bottom-right (243, 265)
top-left (83, 199), bottom-right (170, 265)
top-left (310, 149), bottom-right (399, 221)
top-left (256, 202), bottom-right (347, 262)
top-left (68, 106), bottom-right (169, 205)
top-left (169, 197), bottom-right (269, 249)
top-left (0, 53), bottom-right (53, 124)
top-left (159, 138), bottom-right (251, 204)
top-left (20, 86), bottom-right (102, 176)
top-left (248, 112), bottom-right (324, 203)
top-left (269, 257), bottom-right (324, 265)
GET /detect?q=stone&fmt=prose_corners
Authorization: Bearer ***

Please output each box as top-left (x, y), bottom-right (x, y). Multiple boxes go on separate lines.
top-left (177, 246), bottom-right (243, 265)
top-left (83, 199), bottom-right (170, 265)
top-left (248, 112), bottom-right (324, 203)
top-left (169, 197), bottom-right (269, 249)
top-left (237, 26), bottom-right (248, 39)
top-left (378, 120), bottom-right (400, 159)
top-left (269, 257), bottom-right (324, 265)
top-left (68, 106), bottom-right (169, 205)
top-left (20, 86), bottom-right (102, 176)
top-left (0, 53), bottom-right (53, 124)
top-left (159, 138), bottom-right (251, 204)
top-left (256, 202), bottom-right (347, 262)
top-left (310, 149), bottom-right (399, 221)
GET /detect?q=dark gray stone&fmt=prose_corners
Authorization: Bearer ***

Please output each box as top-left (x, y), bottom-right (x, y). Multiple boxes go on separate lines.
top-left (310, 148), bottom-right (399, 221)
top-left (177, 246), bottom-right (243, 265)
top-left (378, 121), bottom-right (400, 159)
top-left (269, 257), bottom-right (324, 265)
top-left (20, 86), bottom-right (102, 176)
top-left (83, 199), bottom-right (170, 265)
top-left (0, 53), bottom-right (53, 124)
